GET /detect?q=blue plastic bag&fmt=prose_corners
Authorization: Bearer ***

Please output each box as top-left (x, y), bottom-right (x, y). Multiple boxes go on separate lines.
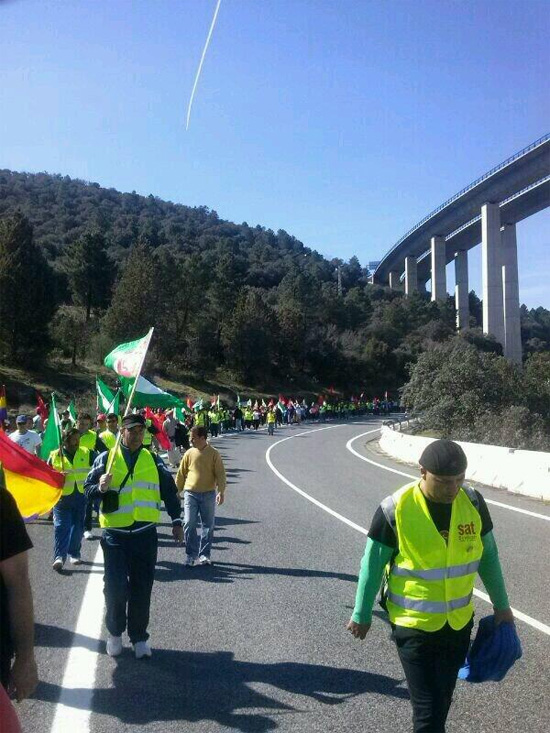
top-left (459, 615), bottom-right (522, 683)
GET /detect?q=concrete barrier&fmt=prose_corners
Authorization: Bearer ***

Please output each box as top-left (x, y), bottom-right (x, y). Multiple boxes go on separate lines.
top-left (379, 426), bottom-right (550, 502)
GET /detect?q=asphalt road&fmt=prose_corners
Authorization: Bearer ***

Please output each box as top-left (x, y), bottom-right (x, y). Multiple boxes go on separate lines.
top-left (16, 418), bottom-right (550, 733)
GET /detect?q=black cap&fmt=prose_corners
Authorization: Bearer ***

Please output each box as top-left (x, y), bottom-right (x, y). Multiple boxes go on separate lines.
top-left (419, 439), bottom-right (467, 476)
top-left (121, 413), bottom-right (146, 429)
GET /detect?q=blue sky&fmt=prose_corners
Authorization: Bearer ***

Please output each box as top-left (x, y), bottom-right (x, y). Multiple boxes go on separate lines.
top-left (1, 0), bottom-right (548, 307)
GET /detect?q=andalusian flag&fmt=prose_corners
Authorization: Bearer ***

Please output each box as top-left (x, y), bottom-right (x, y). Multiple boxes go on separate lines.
top-left (104, 330), bottom-right (152, 378)
top-left (0, 430), bottom-right (64, 520)
top-left (96, 378), bottom-right (120, 414)
top-left (119, 376), bottom-right (184, 409)
top-left (68, 400), bottom-right (77, 424)
top-left (39, 394), bottom-right (62, 461)
top-left (174, 406), bottom-right (190, 421)
top-left (0, 385), bottom-right (7, 427)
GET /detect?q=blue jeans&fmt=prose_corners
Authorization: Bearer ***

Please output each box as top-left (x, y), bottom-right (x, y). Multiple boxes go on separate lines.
top-left (100, 527), bottom-right (158, 644)
top-left (183, 491), bottom-right (216, 559)
top-left (53, 491), bottom-right (86, 561)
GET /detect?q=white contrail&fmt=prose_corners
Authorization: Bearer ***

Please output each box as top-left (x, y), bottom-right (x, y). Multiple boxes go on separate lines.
top-left (186, 0), bottom-right (222, 130)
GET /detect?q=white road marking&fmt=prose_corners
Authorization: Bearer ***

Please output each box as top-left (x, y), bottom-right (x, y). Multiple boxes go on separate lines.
top-left (266, 424), bottom-right (550, 637)
top-left (50, 543), bottom-right (105, 733)
top-left (346, 430), bottom-right (550, 522)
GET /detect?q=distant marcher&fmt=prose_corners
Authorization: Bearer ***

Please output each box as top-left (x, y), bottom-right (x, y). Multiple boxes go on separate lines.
top-left (163, 410), bottom-right (180, 467)
top-left (84, 413), bottom-right (183, 659)
top-left (99, 413), bottom-right (119, 451)
top-left (175, 426), bottom-right (226, 566)
top-left (9, 416), bottom-right (42, 456)
top-left (78, 413), bottom-right (108, 453)
top-left (48, 428), bottom-right (93, 570)
top-left (266, 407), bottom-right (276, 435)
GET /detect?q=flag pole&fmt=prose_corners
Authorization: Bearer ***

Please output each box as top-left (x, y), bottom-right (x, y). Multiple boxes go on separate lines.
top-left (52, 393), bottom-right (65, 471)
top-left (105, 327), bottom-right (154, 475)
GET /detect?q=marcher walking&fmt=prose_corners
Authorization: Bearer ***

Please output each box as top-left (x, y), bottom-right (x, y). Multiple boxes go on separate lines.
top-left (175, 426), bottom-right (226, 566)
top-left (48, 428), bottom-right (93, 570)
top-left (347, 439), bottom-right (514, 733)
top-left (84, 413), bottom-right (183, 659)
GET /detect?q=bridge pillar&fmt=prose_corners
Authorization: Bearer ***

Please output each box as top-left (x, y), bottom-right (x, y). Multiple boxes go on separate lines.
top-left (454, 250), bottom-right (469, 330)
top-left (389, 271), bottom-right (402, 290)
top-left (501, 224), bottom-right (522, 364)
top-left (418, 280), bottom-right (427, 295)
top-left (481, 203), bottom-right (506, 348)
top-left (404, 256), bottom-right (418, 295)
top-left (430, 236), bottom-right (446, 302)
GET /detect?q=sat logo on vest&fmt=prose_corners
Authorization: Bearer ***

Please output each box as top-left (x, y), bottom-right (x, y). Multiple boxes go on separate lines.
top-left (457, 521), bottom-right (476, 541)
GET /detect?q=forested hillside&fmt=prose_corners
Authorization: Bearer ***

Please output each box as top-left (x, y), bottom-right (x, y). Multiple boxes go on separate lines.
top-left (0, 169), bottom-right (549, 398)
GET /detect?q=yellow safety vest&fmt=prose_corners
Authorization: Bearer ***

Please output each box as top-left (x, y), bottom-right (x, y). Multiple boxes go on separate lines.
top-left (50, 447), bottom-right (91, 496)
top-left (267, 412), bottom-right (276, 423)
top-left (79, 430), bottom-right (98, 451)
top-left (195, 411), bottom-right (208, 427)
top-left (384, 481), bottom-right (483, 632)
top-left (99, 447), bottom-right (161, 529)
top-left (142, 419), bottom-right (153, 447)
top-left (99, 430), bottom-right (118, 450)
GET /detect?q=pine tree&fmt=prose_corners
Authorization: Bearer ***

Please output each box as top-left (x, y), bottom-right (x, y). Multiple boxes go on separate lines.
top-left (63, 230), bottom-right (112, 320)
top-left (0, 213), bottom-right (56, 363)
top-left (101, 241), bottom-right (161, 343)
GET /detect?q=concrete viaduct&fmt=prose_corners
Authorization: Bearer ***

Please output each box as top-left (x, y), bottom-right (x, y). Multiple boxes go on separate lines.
top-left (372, 134), bottom-right (550, 363)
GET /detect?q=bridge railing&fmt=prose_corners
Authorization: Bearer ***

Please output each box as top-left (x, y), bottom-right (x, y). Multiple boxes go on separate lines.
top-left (376, 133), bottom-right (550, 270)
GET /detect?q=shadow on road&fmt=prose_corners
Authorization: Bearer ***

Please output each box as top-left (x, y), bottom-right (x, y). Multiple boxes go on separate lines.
top-left (153, 559), bottom-right (357, 585)
top-left (34, 648), bottom-right (407, 731)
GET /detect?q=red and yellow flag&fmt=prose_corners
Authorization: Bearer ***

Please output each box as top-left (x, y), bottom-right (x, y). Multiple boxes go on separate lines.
top-left (0, 430), bottom-right (64, 520)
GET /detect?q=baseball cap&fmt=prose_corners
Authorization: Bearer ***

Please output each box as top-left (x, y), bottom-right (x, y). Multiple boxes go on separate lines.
top-left (121, 413), bottom-right (146, 430)
top-left (96, 413), bottom-right (107, 421)
top-left (16, 414), bottom-right (28, 424)
top-left (419, 439), bottom-right (467, 476)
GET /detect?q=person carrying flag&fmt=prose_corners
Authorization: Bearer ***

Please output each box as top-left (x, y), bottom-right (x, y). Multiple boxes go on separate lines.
top-left (84, 413), bottom-right (183, 659)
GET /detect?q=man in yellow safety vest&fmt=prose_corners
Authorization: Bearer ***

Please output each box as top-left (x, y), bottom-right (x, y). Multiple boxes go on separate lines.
top-left (48, 427), bottom-right (93, 571)
top-left (347, 439), bottom-right (514, 732)
top-left (84, 413), bottom-right (183, 659)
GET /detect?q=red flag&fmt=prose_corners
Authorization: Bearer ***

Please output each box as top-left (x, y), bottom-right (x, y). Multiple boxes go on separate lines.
top-left (328, 385), bottom-right (335, 395)
top-left (268, 398), bottom-right (274, 407)
top-left (187, 397), bottom-right (193, 409)
top-left (278, 394), bottom-right (287, 406)
top-left (144, 407), bottom-right (171, 450)
top-left (36, 390), bottom-right (49, 423)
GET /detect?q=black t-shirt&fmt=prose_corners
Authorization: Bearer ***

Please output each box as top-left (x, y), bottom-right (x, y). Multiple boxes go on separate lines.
top-left (0, 487), bottom-right (33, 678)
top-left (369, 488), bottom-right (493, 548)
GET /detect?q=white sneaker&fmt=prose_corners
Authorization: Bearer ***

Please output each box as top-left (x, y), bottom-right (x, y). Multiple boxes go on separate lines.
top-left (133, 641), bottom-right (152, 659)
top-left (106, 635), bottom-right (123, 657)
top-left (68, 556), bottom-right (82, 565)
top-left (183, 556), bottom-right (196, 567)
top-left (52, 557), bottom-right (64, 571)
top-left (83, 530), bottom-right (93, 540)
top-left (198, 555), bottom-right (212, 566)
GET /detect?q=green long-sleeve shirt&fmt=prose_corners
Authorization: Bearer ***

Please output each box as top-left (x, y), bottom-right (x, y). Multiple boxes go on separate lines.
top-left (351, 531), bottom-right (510, 625)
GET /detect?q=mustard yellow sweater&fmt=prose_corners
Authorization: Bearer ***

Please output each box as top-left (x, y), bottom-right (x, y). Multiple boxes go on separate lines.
top-left (175, 444), bottom-right (227, 494)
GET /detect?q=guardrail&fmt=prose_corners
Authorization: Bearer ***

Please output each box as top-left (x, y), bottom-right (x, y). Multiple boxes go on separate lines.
top-left (383, 413), bottom-right (423, 433)
top-left (376, 133), bottom-right (550, 270)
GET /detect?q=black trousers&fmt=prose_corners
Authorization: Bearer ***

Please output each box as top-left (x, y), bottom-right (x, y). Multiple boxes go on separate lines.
top-left (393, 621), bottom-right (472, 733)
top-left (100, 527), bottom-right (158, 644)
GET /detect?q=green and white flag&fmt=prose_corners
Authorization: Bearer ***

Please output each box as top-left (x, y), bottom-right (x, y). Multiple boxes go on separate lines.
top-left (119, 376), bottom-right (184, 409)
top-left (104, 330), bottom-right (152, 378)
top-left (39, 394), bottom-right (62, 461)
top-left (174, 406), bottom-right (190, 421)
top-left (68, 400), bottom-right (77, 424)
top-left (96, 378), bottom-right (120, 415)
